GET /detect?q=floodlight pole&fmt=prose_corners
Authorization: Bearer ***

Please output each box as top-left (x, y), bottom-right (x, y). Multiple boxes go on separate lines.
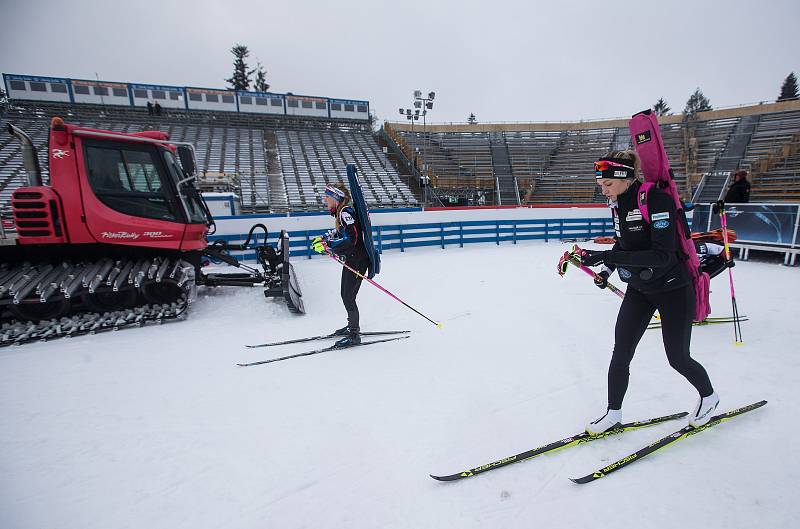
top-left (413, 90), bottom-right (436, 210)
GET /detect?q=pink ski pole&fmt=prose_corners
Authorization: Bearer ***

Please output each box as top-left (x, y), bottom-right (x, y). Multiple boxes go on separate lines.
top-left (324, 250), bottom-right (443, 329)
top-left (558, 248), bottom-right (625, 299)
top-left (570, 254), bottom-right (625, 299)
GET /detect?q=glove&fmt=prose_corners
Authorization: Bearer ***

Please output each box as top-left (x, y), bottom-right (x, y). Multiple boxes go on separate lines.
top-left (557, 251), bottom-right (572, 276)
top-left (594, 270), bottom-right (609, 289)
top-left (311, 236), bottom-right (327, 254)
top-left (579, 249), bottom-right (606, 267)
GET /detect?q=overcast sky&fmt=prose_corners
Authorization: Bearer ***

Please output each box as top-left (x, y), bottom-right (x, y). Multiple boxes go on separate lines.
top-left (1, 0), bottom-right (798, 124)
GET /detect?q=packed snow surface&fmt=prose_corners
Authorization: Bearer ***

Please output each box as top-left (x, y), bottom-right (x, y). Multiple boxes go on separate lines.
top-left (1, 242), bottom-right (797, 529)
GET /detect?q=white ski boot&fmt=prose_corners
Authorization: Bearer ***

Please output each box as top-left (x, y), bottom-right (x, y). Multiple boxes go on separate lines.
top-left (586, 408), bottom-right (622, 435)
top-left (689, 392), bottom-right (720, 427)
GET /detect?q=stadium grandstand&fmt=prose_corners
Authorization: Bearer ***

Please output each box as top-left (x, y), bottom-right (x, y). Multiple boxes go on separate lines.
top-left (3, 72), bottom-right (800, 215)
top-left (385, 100), bottom-right (800, 207)
top-left (0, 73), bottom-right (419, 216)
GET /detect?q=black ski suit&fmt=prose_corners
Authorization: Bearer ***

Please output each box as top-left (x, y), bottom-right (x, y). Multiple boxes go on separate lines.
top-left (723, 178), bottom-right (750, 204)
top-left (600, 181), bottom-right (714, 409)
top-left (326, 206), bottom-right (370, 332)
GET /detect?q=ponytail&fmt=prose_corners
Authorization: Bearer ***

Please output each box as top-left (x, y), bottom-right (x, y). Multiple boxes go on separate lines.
top-left (333, 183), bottom-right (352, 231)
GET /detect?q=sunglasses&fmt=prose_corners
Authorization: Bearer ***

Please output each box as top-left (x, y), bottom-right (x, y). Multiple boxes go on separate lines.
top-left (594, 160), bottom-right (634, 173)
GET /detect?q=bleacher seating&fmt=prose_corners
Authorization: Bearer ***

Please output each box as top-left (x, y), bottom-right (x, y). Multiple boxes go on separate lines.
top-left (5, 99), bottom-right (800, 211)
top-left (395, 130), bottom-right (496, 193)
top-left (276, 129), bottom-right (416, 210)
top-left (0, 100), bottom-right (419, 214)
top-left (386, 103), bottom-right (800, 205)
top-left (741, 110), bottom-right (800, 202)
top-left (692, 117), bottom-right (739, 175)
top-left (524, 127), bottom-right (616, 204)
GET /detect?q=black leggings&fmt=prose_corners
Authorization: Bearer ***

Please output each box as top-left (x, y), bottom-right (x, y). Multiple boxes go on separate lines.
top-left (607, 284), bottom-right (714, 409)
top-left (341, 253), bottom-right (370, 332)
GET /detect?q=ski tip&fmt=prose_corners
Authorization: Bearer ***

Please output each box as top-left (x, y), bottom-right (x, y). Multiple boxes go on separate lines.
top-left (569, 475), bottom-right (597, 485)
top-left (429, 474), bottom-right (459, 482)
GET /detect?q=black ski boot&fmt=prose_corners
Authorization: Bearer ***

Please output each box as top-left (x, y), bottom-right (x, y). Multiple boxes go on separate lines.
top-left (334, 330), bottom-right (361, 347)
top-left (333, 325), bottom-right (350, 336)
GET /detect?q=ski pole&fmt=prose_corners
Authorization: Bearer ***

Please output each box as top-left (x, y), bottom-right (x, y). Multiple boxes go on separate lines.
top-left (558, 249), bottom-right (625, 299)
top-left (567, 253), bottom-right (626, 299)
top-left (715, 201), bottom-right (743, 345)
top-left (559, 247), bottom-right (662, 321)
top-left (324, 249), bottom-right (443, 329)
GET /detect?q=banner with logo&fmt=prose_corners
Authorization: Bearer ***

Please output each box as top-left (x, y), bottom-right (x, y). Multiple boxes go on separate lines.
top-left (692, 203), bottom-right (800, 247)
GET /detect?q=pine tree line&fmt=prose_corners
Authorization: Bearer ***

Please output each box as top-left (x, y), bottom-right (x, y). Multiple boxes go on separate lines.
top-left (650, 71), bottom-right (799, 120)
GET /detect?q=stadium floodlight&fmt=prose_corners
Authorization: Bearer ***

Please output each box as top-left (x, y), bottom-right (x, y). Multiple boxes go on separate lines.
top-left (400, 88), bottom-right (436, 208)
top-left (399, 108), bottom-right (404, 114)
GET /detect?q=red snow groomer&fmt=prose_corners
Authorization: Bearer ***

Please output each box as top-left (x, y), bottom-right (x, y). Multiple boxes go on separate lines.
top-left (1, 118), bottom-right (303, 346)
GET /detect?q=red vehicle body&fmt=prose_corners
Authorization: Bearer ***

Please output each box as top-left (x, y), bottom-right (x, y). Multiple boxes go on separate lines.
top-left (9, 119), bottom-right (208, 254)
top-left (1, 118), bottom-right (302, 346)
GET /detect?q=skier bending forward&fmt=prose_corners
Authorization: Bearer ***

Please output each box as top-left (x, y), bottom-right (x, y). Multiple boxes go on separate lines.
top-left (577, 150), bottom-right (720, 434)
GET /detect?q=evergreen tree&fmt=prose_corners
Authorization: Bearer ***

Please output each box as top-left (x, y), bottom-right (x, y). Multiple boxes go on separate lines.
top-left (778, 72), bottom-right (799, 101)
top-left (467, 113), bottom-right (477, 125)
top-left (253, 62), bottom-right (270, 92)
top-left (225, 44), bottom-right (254, 91)
top-left (684, 88), bottom-right (712, 116)
top-left (653, 98), bottom-right (671, 116)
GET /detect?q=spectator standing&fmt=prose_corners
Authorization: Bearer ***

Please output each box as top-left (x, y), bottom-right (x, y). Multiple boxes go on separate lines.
top-left (723, 170), bottom-right (751, 203)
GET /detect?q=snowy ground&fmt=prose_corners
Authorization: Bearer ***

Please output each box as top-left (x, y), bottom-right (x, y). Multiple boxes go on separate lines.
top-left (1, 241), bottom-right (798, 529)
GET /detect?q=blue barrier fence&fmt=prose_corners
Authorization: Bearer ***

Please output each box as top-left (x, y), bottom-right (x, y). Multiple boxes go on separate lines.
top-left (208, 217), bottom-right (614, 262)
